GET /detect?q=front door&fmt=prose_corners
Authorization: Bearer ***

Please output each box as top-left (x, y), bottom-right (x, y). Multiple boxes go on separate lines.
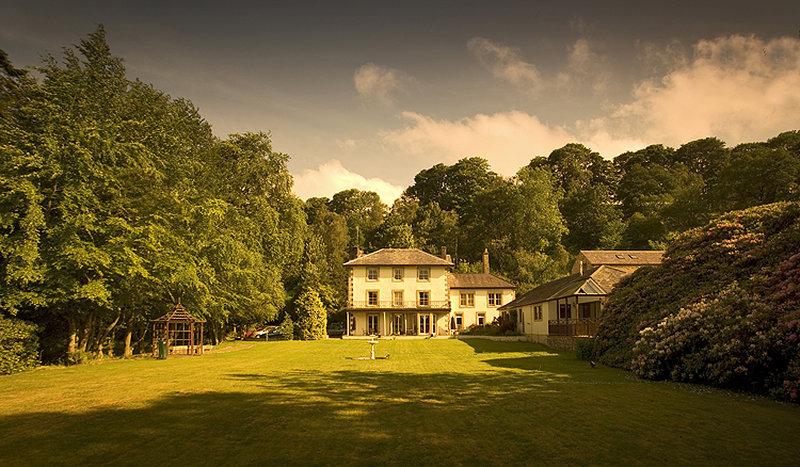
top-left (419, 315), bottom-right (430, 334)
top-left (367, 314), bottom-right (379, 335)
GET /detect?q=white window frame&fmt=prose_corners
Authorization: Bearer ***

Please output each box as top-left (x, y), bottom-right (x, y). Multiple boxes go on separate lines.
top-left (417, 290), bottom-right (430, 307)
top-left (367, 290), bottom-right (379, 306)
top-left (392, 290), bottom-right (404, 307)
top-left (392, 267), bottom-right (404, 281)
top-left (488, 293), bottom-right (502, 307)
top-left (367, 267), bottom-right (379, 281)
top-left (477, 313), bottom-right (486, 326)
top-left (417, 267), bottom-right (430, 281)
top-left (460, 292), bottom-right (475, 307)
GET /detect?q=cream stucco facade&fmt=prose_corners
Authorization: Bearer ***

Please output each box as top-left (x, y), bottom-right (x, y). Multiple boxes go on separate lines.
top-left (448, 288), bottom-right (515, 330)
top-left (343, 248), bottom-right (516, 337)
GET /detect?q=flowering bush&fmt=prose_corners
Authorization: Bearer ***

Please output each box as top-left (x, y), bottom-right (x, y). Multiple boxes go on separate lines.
top-left (595, 202), bottom-right (800, 402)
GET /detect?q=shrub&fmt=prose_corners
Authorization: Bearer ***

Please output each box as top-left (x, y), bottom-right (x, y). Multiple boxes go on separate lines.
top-left (595, 202), bottom-right (800, 401)
top-left (0, 316), bottom-right (39, 375)
top-left (276, 315), bottom-right (294, 341)
top-left (575, 338), bottom-right (594, 361)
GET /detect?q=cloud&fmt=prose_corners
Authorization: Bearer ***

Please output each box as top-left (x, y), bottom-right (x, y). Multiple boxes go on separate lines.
top-left (606, 34), bottom-right (800, 145)
top-left (557, 38), bottom-right (611, 94)
top-left (382, 111), bottom-right (642, 175)
top-left (467, 37), bottom-right (544, 93)
top-left (293, 159), bottom-right (404, 204)
top-left (385, 34), bottom-right (800, 172)
top-left (353, 63), bottom-right (413, 105)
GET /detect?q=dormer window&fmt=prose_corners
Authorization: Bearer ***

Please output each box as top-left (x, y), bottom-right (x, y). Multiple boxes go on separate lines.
top-left (367, 267), bottom-right (379, 281)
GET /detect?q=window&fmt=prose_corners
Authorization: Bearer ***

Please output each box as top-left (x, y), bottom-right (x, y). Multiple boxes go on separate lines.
top-left (392, 290), bottom-right (404, 307)
top-left (455, 313), bottom-right (464, 329)
top-left (417, 267), bottom-right (430, 281)
top-left (393, 267), bottom-right (404, 281)
top-left (534, 305), bottom-right (543, 321)
top-left (477, 313), bottom-right (486, 325)
top-left (488, 293), bottom-right (502, 306)
top-left (367, 267), bottom-right (379, 281)
top-left (559, 303), bottom-right (572, 319)
top-left (419, 314), bottom-right (430, 334)
top-left (367, 291), bottom-right (379, 306)
top-left (367, 314), bottom-right (379, 334)
top-left (518, 309), bottom-right (524, 333)
top-left (460, 292), bottom-right (475, 307)
top-left (418, 291), bottom-right (430, 307)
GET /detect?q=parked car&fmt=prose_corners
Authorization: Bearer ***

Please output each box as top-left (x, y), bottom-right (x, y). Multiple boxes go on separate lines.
top-left (327, 322), bottom-right (345, 338)
top-left (253, 326), bottom-right (277, 339)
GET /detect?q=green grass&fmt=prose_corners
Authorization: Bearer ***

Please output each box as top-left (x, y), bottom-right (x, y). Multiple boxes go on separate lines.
top-left (0, 339), bottom-right (798, 465)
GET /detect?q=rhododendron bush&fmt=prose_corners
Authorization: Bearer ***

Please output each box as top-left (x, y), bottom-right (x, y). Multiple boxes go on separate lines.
top-left (594, 202), bottom-right (800, 401)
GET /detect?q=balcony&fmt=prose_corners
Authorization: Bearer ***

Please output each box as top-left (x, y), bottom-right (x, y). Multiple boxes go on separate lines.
top-left (347, 300), bottom-right (450, 310)
top-left (548, 319), bottom-right (598, 337)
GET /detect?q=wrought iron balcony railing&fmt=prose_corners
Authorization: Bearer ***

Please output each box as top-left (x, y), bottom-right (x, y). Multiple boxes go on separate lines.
top-left (347, 300), bottom-right (450, 309)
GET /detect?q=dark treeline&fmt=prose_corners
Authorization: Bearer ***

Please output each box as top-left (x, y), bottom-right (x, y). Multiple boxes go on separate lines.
top-left (1, 29), bottom-right (799, 368)
top-left (307, 132), bottom-right (800, 300)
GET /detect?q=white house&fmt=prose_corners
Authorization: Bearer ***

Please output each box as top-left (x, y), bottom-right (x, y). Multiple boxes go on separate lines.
top-left (498, 250), bottom-right (664, 341)
top-left (343, 248), bottom-right (515, 336)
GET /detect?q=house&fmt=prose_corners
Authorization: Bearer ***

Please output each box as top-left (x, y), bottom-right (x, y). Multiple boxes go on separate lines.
top-left (343, 248), bottom-right (515, 336)
top-left (498, 250), bottom-right (664, 342)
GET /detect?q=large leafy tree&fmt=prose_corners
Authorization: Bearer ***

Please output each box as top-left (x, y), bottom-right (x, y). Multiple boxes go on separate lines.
top-left (529, 144), bottom-right (622, 252)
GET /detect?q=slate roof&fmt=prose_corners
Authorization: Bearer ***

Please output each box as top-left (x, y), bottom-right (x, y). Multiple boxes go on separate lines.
top-left (343, 248), bottom-right (454, 266)
top-left (579, 249), bottom-right (664, 266)
top-left (448, 273), bottom-right (515, 289)
top-left (498, 265), bottom-right (633, 310)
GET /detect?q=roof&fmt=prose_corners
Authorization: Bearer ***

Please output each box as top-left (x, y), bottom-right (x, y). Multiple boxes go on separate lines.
top-left (343, 248), bottom-right (454, 267)
top-left (153, 303), bottom-right (206, 323)
top-left (578, 249), bottom-right (664, 266)
top-left (498, 265), bottom-right (634, 310)
top-left (448, 273), bottom-right (515, 289)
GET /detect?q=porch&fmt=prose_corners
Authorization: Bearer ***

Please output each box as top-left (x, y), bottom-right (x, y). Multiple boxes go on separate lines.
top-left (345, 309), bottom-right (451, 337)
top-left (548, 318), bottom-right (599, 337)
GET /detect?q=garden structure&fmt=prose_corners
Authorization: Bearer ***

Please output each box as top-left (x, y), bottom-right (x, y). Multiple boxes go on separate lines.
top-left (151, 303), bottom-right (205, 356)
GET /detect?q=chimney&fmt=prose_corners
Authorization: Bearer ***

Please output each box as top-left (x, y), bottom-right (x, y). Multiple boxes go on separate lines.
top-left (353, 246), bottom-right (364, 259)
top-left (482, 248), bottom-right (490, 274)
top-left (440, 246), bottom-right (447, 259)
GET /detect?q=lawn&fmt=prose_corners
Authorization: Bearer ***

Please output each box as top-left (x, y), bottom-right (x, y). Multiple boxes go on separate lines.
top-left (0, 339), bottom-right (798, 465)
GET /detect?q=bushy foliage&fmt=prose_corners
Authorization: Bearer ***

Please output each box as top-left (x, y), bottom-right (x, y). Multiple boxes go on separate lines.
top-left (595, 202), bottom-right (800, 401)
top-left (462, 315), bottom-right (520, 336)
top-left (294, 288), bottom-right (327, 340)
top-left (276, 315), bottom-right (294, 341)
top-left (0, 316), bottom-right (39, 374)
top-left (574, 338), bottom-right (594, 361)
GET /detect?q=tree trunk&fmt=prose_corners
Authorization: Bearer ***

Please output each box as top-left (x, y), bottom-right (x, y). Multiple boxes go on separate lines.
top-left (124, 327), bottom-right (133, 358)
top-left (67, 318), bottom-right (78, 355)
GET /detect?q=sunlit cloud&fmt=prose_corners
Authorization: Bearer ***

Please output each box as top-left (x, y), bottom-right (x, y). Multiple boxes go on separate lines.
top-left (385, 34), bottom-right (800, 173)
top-left (293, 159), bottom-right (404, 204)
top-left (353, 63), bottom-right (414, 105)
top-left (467, 37), bottom-right (544, 94)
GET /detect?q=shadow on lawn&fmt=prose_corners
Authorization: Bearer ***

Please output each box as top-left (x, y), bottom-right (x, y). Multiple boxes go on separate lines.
top-left (0, 369), bottom-right (571, 465)
top-left (1, 350), bottom-right (797, 465)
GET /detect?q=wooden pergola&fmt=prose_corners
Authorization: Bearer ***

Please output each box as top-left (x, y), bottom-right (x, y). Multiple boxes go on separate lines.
top-left (151, 303), bottom-right (205, 356)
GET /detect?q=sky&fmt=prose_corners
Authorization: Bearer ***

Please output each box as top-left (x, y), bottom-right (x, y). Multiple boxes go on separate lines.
top-left (2, 0), bottom-right (800, 204)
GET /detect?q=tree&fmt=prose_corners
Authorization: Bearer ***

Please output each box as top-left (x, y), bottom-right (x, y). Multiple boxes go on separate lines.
top-left (294, 288), bottom-right (326, 340)
top-left (529, 144), bottom-right (621, 251)
top-left (329, 189), bottom-right (387, 248)
top-left (713, 144), bottom-right (800, 211)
